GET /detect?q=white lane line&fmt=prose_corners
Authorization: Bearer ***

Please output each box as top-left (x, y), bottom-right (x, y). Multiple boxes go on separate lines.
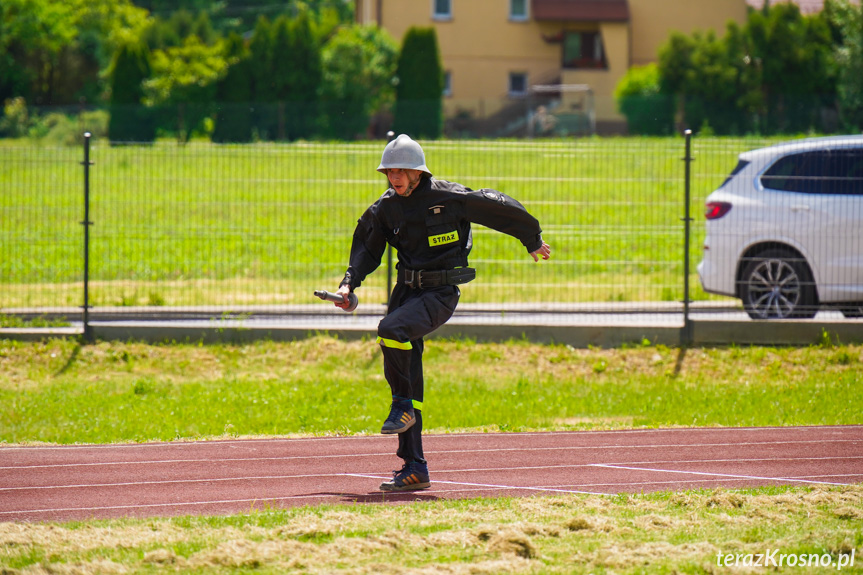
top-left (4, 425), bottom-right (858, 451)
top-left (432, 456), bottom-right (863, 475)
top-left (592, 464), bottom-right (852, 486)
top-left (530, 474), bottom-right (863, 491)
top-left (0, 470), bottom-right (606, 496)
top-left (6, 470), bottom-right (860, 518)
top-left (1, 475), bottom-right (602, 518)
top-left (6, 468), bottom-right (861, 496)
top-left (0, 473), bottom-right (328, 492)
top-left (0, 453), bottom-right (394, 470)
top-left (4, 440), bottom-right (860, 470)
top-left (344, 474), bottom-right (606, 496)
top-left (4, 456), bottom-right (861, 492)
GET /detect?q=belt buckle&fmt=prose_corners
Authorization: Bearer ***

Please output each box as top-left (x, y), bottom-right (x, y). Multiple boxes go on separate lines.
top-left (405, 269), bottom-right (425, 289)
top-left (405, 269), bottom-right (420, 289)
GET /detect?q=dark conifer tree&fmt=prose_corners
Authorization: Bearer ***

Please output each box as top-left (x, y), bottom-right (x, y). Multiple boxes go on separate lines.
top-left (393, 27), bottom-right (443, 139)
top-left (108, 41), bottom-right (156, 143)
top-left (212, 32), bottom-right (253, 142)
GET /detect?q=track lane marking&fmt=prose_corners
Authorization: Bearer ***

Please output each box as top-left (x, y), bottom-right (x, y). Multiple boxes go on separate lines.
top-left (4, 456), bottom-right (860, 491)
top-left (3, 440), bottom-right (860, 470)
top-left (344, 474), bottom-right (606, 496)
top-left (592, 464), bottom-right (852, 486)
top-left (3, 425), bottom-right (857, 451)
top-left (0, 473), bottom-right (330, 492)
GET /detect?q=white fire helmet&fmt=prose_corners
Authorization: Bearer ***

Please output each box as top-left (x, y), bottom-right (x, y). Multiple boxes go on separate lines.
top-left (377, 134), bottom-right (432, 177)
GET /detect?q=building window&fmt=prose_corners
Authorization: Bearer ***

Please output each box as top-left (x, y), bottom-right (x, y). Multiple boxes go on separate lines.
top-left (509, 72), bottom-right (528, 97)
top-left (443, 71), bottom-right (452, 97)
top-left (563, 31), bottom-right (606, 69)
top-left (510, 0), bottom-right (528, 20)
top-left (433, 0), bottom-right (452, 20)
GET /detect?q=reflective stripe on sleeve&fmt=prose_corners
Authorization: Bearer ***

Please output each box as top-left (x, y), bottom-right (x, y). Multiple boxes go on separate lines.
top-left (377, 336), bottom-right (413, 350)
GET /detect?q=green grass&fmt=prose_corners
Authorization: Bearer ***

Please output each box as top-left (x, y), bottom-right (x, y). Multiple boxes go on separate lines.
top-left (1, 136), bottom-right (794, 309)
top-left (1, 337), bottom-right (860, 444)
top-left (1, 486), bottom-right (860, 573)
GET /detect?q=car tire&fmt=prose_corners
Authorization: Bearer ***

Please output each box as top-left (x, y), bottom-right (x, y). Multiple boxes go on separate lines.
top-left (739, 249), bottom-right (817, 320)
top-left (839, 304), bottom-right (863, 318)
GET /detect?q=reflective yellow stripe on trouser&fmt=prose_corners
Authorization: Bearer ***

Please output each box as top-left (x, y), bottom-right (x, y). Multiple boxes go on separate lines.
top-left (377, 336), bottom-right (412, 351)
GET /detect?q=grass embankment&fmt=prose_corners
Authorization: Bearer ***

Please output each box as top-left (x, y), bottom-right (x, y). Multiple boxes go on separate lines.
top-left (1, 337), bottom-right (861, 574)
top-left (1, 336), bottom-right (860, 444)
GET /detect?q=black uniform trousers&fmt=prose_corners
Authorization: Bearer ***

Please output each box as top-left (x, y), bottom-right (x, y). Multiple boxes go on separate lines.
top-left (377, 282), bottom-right (460, 464)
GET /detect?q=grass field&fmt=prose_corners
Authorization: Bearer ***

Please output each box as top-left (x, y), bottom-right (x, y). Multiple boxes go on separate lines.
top-left (1, 336), bottom-right (862, 573)
top-left (1, 136), bottom-right (790, 310)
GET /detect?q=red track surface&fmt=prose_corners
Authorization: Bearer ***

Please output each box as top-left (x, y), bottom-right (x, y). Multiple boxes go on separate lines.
top-left (2, 426), bottom-right (861, 523)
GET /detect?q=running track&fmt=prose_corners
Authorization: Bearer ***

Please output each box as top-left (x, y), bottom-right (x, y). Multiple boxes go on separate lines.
top-left (2, 426), bottom-right (861, 522)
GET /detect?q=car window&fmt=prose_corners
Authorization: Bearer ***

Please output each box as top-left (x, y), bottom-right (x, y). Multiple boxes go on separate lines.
top-left (719, 159), bottom-right (749, 189)
top-left (761, 148), bottom-right (863, 195)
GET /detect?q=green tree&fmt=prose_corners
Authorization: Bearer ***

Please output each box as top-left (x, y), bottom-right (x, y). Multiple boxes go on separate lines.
top-left (658, 30), bottom-right (744, 134)
top-left (393, 27), bottom-right (443, 139)
top-left (657, 3), bottom-right (837, 135)
top-left (108, 40), bottom-right (155, 142)
top-left (0, 0), bottom-right (149, 106)
top-left (144, 35), bottom-right (228, 142)
top-left (270, 15), bottom-right (294, 140)
top-left (132, 0), bottom-right (354, 35)
top-left (248, 16), bottom-right (277, 140)
top-left (826, 0), bottom-right (863, 130)
top-left (286, 11), bottom-right (322, 140)
top-left (211, 32), bottom-right (253, 143)
top-left (321, 25), bottom-right (398, 140)
top-left (746, 2), bottom-right (835, 133)
top-left (0, 23), bottom-right (29, 104)
top-left (614, 63), bottom-right (674, 135)
top-left (268, 12), bottom-right (322, 140)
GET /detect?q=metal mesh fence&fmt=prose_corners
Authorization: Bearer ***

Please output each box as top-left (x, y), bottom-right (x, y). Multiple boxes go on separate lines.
top-left (3, 134), bottom-right (861, 327)
top-left (2, 145), bottom-right (83, 311)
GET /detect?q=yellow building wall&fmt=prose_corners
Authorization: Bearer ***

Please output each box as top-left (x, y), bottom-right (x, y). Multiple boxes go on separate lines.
top-left (356, 0), bottom-right (748, 130)
top-left (376, 0), bottom-right (562, 118)
top-left (629, 0), bottom-right (748, 66)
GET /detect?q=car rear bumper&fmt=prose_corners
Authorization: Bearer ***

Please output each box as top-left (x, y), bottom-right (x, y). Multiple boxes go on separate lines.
top-left (697, 258), bottom-right (736, 297)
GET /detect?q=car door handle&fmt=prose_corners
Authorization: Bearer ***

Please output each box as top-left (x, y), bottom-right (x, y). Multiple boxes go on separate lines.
top-left (790, 204), bottom-right (810, 212)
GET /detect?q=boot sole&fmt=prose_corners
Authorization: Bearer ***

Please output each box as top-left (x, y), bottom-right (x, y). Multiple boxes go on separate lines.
top-left (379, 480), bottom-right (431, 492)
top-left (380, 417), bottom-right (416, 435)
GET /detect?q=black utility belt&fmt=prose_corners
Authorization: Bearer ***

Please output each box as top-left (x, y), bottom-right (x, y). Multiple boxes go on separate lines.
top-left (402, 267), bottom-right (476, 289)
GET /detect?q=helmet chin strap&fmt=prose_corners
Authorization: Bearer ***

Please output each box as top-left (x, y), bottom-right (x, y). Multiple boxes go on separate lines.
top-left (402, 173), bottom-right (422, 197)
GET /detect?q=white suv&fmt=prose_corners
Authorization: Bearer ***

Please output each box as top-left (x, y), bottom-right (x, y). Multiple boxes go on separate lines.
top-left (697, 136), bottom-right (863, 319)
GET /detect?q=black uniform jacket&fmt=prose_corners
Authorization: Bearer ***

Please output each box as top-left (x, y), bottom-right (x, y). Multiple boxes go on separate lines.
top-left (341, 176), bottom-right (543, 291)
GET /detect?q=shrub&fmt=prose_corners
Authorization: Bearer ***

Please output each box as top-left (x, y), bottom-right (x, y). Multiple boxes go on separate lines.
top-left (614, 63), bottom-right (675, 135)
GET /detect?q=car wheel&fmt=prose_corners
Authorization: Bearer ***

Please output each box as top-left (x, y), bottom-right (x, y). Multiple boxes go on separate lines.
top-left (840, 304), bottom-right (863, 318)
top-left (739, 249), bottom-right (817, 319)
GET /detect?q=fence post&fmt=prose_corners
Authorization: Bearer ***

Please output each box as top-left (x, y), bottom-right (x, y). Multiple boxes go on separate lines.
top-left (681, 129), bottom-right (694, 347)
top-left (81, 132), bottom-right (94, 343)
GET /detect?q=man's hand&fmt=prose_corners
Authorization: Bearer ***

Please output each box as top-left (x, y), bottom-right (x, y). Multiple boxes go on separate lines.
top-left (530, 241), bottom-right (551, 262)
top-left (334, 285), bottom-right (353, 309)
